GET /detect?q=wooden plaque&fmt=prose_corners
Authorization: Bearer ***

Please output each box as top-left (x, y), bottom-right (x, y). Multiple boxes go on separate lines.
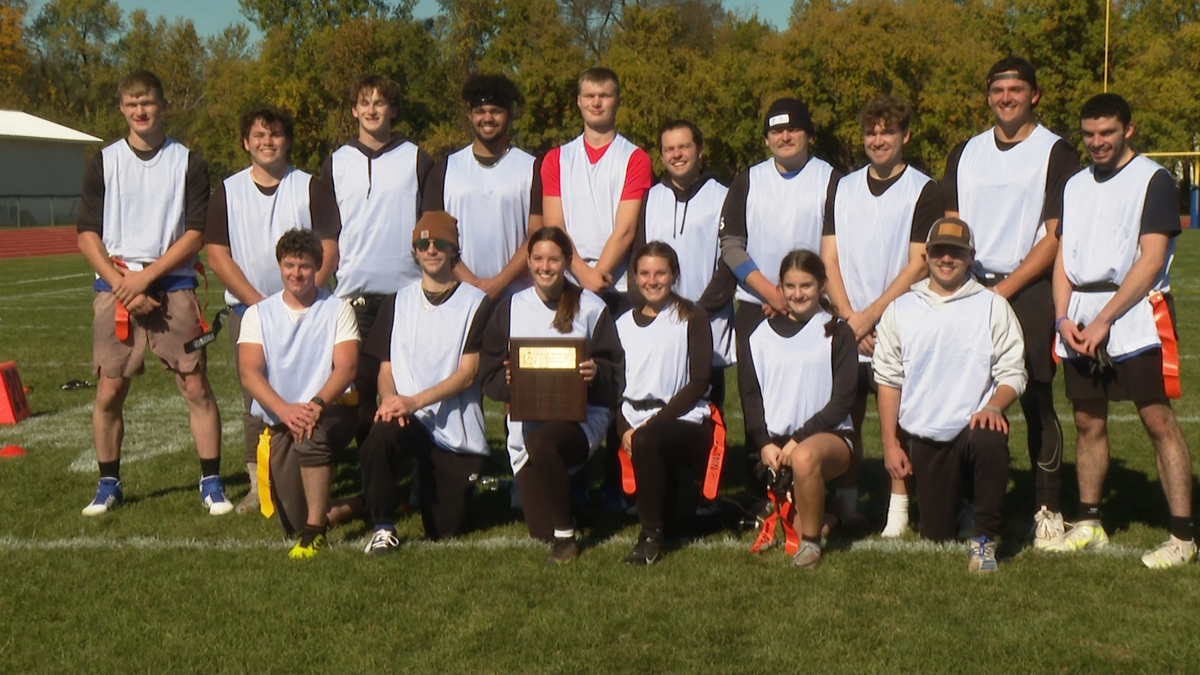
top-left (509, 337), bottom-right (587, 422)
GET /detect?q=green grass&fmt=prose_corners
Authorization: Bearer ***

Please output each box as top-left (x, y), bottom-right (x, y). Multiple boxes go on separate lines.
top-left (2, 242), bottom-right (1200, 673)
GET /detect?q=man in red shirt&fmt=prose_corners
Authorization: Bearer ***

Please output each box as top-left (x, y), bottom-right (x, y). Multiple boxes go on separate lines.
top-left (540, 67), bottom-right (652, 510)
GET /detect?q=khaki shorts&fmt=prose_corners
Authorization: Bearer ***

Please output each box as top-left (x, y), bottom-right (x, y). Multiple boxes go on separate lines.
top-left (93, 289), bottom-right (206, 377)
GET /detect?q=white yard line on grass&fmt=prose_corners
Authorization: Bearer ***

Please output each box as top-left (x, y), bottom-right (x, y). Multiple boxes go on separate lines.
top-left (4, 272), bottom-right (92, 286)
top-left (0, 532), bottom-right (1147, 558)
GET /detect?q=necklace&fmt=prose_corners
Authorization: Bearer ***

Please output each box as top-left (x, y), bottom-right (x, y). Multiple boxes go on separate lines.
top-left (474, 145), bottom-right (511, 168)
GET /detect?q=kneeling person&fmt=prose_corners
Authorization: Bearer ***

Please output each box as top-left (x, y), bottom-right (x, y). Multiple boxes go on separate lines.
top-left (617, 242), bottom-right (713, 565)
top-left (239, 229), bottom-right (359, 559)
top-left (873, 218), bottom-right (1026, 573)
top-left (359, 212), bottom-right (493, 554)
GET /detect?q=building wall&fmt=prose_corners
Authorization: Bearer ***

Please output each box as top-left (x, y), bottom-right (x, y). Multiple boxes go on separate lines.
top-left (0, 138), bottom-right (90, 226)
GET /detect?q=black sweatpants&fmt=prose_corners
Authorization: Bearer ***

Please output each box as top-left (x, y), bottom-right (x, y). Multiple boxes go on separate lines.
top-left (352, 295), bottom-right (387, 447)
top-left (359, 420), bottom-right (484, 541)
top-left (631, 418), bottom-right (714, 533)
top-left (734, 301), bottom-right (769, 495)
top-left (1006, 278), bottom-right (1063, 512)
top-left (517, 422), bottom-right (589, 542)
top-left (909, 427), bottom-right (1009, 541)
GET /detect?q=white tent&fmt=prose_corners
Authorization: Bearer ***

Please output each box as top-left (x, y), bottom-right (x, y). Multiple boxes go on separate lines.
top-left (0, 111), bottom-right (102, 227)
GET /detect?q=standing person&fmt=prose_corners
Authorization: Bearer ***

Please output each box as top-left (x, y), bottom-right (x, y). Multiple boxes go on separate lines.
top-left (238, 230), bottom-right (358, 559)
top-left (617, 242), bottom-right (713, 565)
top-left (206, 105), bottom-right (342, 514)
top-left (321, 74), bottom-right (435, 444)
top-left (821, 95), bottom-right (943, 536)
top-left (76, 70), bottom-right (230, 517)
top-left (539, 67), bottom-right (652, 509)
top-left (873, 218), bottom-right (1027, 573)
top-left (631, 119), bottom-right (735, 408)
top-left (480, 227), bottom-right (624, 564)
top-left (941, 57), bottom-right (1080, 546)
top-left (739, 250), bottom-right (857, 569)
top-left (357, 212), bottom-right (493, 553)
top-left (1049, 94), bottom-right (1195, 568)
top-left (422, 74), bottom-right (543, 300)
top-left (719, 97), bottom-right (842, 491)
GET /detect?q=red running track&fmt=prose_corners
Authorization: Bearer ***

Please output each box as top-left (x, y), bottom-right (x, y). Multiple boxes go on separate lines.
top-left (0, 226), bottom-right (79, 260)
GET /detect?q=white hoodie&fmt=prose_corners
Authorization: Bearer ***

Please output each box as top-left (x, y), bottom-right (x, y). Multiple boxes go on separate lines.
top-left (873, 277), bottom-right (1027, 442)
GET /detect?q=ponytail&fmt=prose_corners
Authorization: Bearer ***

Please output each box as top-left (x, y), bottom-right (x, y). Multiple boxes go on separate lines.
top-left (552, 281), bottom-right (582, 333)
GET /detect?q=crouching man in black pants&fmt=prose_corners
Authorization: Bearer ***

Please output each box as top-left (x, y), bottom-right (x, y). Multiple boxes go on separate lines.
top-left (873, 218), bottom-right (1027, 573)
top-left (358, 212), bottom-right (493, 554)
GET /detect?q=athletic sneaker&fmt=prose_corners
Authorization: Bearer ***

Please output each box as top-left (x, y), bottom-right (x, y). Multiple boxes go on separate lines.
top-left (695, 498), bottom-right (719, 517)
top-left (288, 531), bottom-right (327, 560)
top-left (199, 476), bottom-right (234, 516)
top-left (81, 478), bottom-right (123, 516)
top-left (791, 540), bottom-right (822, 570)
top-left (1031, 506), bottom-right (1066, 550)
top-left (1044, 519), bottom-right (1109, 553)
top-left (1140, 535), bottom-right (1198, 569)
top-left (235, 490), bottom-right (260, 514)
top-left (967, 535), bottom-right (998, 573)
top-left (622, 532), bottom-right (662, 566)
top-left (547, 535), bottom-right (579, 565)
top-left (364, 527), bottom-right (401, 556)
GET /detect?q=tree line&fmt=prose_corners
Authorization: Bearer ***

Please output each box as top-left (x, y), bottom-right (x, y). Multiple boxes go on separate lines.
top-left (2, 0), bottom-right (1197, 198)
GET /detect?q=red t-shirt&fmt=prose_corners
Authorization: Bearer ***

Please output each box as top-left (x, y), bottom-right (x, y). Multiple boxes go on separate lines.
top-left (540, 140), bottom-right (653, 202)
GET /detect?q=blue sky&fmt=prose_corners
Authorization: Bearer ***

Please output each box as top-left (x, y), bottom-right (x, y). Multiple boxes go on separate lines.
top-left (86, 0), bottom-right (789, 38)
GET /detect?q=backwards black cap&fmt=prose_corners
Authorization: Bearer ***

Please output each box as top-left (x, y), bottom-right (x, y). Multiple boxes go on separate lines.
top-left (462, 74), bottom-right (522, 111)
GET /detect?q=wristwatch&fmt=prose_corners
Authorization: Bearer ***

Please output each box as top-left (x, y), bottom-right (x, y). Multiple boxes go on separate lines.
top-left (310, 395), bottom-right (326, 407)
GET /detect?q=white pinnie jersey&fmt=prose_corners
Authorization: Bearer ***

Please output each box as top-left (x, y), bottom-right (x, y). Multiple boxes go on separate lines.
top-left (748, 311), bottom-right (851, 438)
top-left (99, 138), bottom-right (195, 277)
top-left (891, 290), bottom-right (997, 442)
top-left (737, 157), bottom-right (835, 305)
top-left (615, 304), bottom-right (710, 429)
top-left (834, 166), bottom-right (931, 362)
top-left (643, 178), bottom-right (735, 367)
top-left (1056, 155), bottom-right (1165, 360)
top-left (559, 133), bottom-right (639, 291)
top-left (389, 282), bottom-right (489, 455)
top-left (504, 287), bottom-right (613, 473)
top-left (441, 145), bottom-right (536, 296)
top-left (330, 142), bottom-right (422, 297)
top-left (221, 166), bottom-right (313, 307)
top-left (956, 124), bottom-right (1062, 274)
top-left (250, 289), bottom-right (344, 426)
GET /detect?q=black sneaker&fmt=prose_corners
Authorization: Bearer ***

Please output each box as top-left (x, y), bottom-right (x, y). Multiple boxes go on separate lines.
top-left (547, 535), bottom-right (579, 565)
top-left (622, 532), bottom-right (662, 566)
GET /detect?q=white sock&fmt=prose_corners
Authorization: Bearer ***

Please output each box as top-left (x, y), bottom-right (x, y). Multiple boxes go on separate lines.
top-left (553, 528), bottom-right (575, 539)
top-left (835, 488), bottom-right (858, 515)
top-left (246, 462), bottom-right (258, 490)
top-left (882, 493), bottom-right (909, 537)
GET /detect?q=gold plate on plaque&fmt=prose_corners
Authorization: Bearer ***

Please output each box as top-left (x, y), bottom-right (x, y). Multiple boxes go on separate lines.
top-left (509, 337), bottom-right (587, 422)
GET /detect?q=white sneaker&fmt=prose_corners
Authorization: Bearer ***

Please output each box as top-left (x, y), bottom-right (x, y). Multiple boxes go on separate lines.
top-left (1141, 535), bottom-right (1197, 569)
top-left (1044, 520), bottom-right (1109, 553)
top-left (1031, 506), bottom-right (1066, 550)
top-left (364, 527), bottom-right (400, 556)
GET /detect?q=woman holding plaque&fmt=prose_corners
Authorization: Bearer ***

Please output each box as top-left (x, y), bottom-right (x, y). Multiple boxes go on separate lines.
top-left (738, 250), bottom-right (858, 570)
top-left (480, 227), bottom-right (624, 564)
top-left (615, 241), bottom-right (713, 565)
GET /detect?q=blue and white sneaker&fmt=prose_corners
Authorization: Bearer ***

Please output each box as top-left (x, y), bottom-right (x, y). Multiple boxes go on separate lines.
top-left (968, 535), bottom-right (998, 573)
top-left (82, 478), bottom-right (123, 516)
top-left (199, 476), bottom-right (234, 516)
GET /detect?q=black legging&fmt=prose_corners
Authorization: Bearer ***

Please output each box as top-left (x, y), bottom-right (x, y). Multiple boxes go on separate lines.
top-left (516, 421), bottom-right (589, 542)
top-left (631, 417), bottom-right (714, 533)
top-left (1021, 380), bottom-right (1063, 512)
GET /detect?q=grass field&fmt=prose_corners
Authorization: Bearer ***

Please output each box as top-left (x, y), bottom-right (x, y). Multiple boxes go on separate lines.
top-left (2, 239), bottom-right (1200, 673)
